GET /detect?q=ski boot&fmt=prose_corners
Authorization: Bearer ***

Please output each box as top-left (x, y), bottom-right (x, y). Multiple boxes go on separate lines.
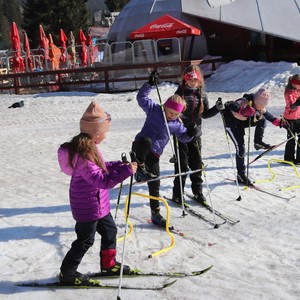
top-left (151, 209), bottom-right (167, 228)
top-left (101, 261), bottom-right (131, 276)
top-left (254, 141), bottom-right (271, 150)
top-left (59, 271), bottom-right (96, 286)
top-left (237, 173), bottom-right (253, 186)
top-left (193, 193), bottom-right (209, 207)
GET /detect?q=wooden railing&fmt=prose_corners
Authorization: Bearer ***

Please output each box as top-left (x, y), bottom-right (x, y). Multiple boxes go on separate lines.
top-left (0, 58), bottom-right (227, 94)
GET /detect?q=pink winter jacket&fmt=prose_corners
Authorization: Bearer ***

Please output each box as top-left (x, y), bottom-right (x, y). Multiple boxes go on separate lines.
top-left (283, 89), bottom-right (300, 120)
top-left (58, 146), bottom-right (133, 222)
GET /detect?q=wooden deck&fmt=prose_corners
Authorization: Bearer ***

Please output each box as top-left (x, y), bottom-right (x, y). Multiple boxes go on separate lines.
top-left (0, 58), bottom-right (227, 94)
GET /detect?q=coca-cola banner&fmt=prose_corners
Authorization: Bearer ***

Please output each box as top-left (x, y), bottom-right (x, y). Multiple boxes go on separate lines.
top-left (130, 14), bottom-right (201, 40)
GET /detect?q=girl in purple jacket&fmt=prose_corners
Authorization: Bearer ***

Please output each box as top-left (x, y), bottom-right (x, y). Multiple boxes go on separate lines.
top-left (58, 101), bottom-right (137, 286)
top-left (132, 72), bottom-right (195, 228)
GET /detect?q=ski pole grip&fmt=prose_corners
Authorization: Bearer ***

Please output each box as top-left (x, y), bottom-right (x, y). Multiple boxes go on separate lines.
top-left (121, 152), bottom-right (128, 163)
top-left (129, 151), bottom-right (137, 163)
top-left (216, 97), bottom-right (225, 111)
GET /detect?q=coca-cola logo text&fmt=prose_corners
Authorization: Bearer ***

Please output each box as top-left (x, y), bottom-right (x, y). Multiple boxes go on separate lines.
top-left (150, 22), bottom-right (174, 30)
top-left (134, 33), bottom-right (145, 38)
top-left (176, 29), bottom-right (187, 35)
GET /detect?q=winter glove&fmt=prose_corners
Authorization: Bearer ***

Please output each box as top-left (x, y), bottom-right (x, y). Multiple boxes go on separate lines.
top-left (186, 124), bottom-right (197, 138)
top-left (271, 118), bottom-right (288, 128)
top-left (215, 98), bottom-right (225, 111)
top-left (289, 96), bottom-right (300, 110)
top-left (279, 118), bottom-right (289, 129)
top-left (148, 70), bottom-right (159, 86)
top-left (169, 155), bottom-right (177, 163)
top-left (242, 93), bottom-right (254, 101)
top-left (238, 106), bottom-right (255, 117)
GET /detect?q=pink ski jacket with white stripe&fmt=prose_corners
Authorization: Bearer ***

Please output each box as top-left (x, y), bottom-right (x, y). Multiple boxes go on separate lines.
top-left (283, 89), bottom-right (300, 120)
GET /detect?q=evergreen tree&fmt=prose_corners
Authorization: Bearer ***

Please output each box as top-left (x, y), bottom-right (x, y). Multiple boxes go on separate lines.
top-left (3, 0), bottom-right (22, 24)
top-left (0, 16), bottom-right (10, 49)
top-left (22, 0), bottom-right (48, 48)
top-left (105, 0), bottom-right (129, 12)
top-left (22, 0), bottom-right (91, 48)
top-left (0, 0), bottom-right (22, 49)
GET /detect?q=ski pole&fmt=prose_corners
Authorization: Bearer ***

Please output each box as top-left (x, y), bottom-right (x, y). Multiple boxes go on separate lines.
top-left (114, 152), bottom-right (128, 221)
top-left (217, 97), bottom-right (242, 201)
top-left (245, 100), bottom-right (252, 187)
top-left (248, 134), bottom-right (297, 165)
top-left (113, 168), bottom-right (203, 190)
top-left (281, 116), bottom-right (300, 149)
top-left (201, 163), bottom-right (219, 229)
top-left (192, 136), bottom-right (219, 228)
top-left (117, 151), bottom-right (136, 300)
top-left (174, 135), bottom-right (188, 217)
top-left (154, 73), bottom-right (177, 162)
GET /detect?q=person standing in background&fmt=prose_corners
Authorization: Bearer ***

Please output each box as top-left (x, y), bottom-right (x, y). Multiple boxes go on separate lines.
top-left (283, 74), bottom-right (300, 163)
top-left (171, 65), bottom-right (219, 206)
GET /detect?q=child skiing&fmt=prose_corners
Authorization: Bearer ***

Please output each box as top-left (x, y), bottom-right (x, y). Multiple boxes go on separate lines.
top-left (132, 71), bottom-right (195, 227)
top-left (221, 88), bottom-right (285, 185)
top-left (283, 74), bottom-right (300, 163)
top-left (58, 101), bottom-right (137, 285)
top-left (171, 65), bottom-right (219, 206)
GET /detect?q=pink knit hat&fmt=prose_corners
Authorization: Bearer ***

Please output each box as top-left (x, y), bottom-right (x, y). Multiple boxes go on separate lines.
top-left (254, 88), bottom-right (270, 107)
top-left (80, 101), bottom-right (111, 134)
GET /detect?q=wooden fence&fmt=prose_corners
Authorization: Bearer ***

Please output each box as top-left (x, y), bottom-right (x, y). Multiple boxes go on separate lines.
top-left (0, 58), bottom-right (227, 94)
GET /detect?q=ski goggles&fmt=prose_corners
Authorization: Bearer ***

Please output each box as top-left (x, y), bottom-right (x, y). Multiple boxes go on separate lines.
top-left (290, 78), bottom-right (300, 86)
top-left (98, 112), bottom-right (111, 123)
top-left (184, 71), bottom-right (201, 82)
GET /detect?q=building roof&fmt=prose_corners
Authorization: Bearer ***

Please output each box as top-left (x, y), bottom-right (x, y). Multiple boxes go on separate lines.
top-left (182, 0), bottom-right (300, 42)
top-left (109, 0), bottom-right (300, 43)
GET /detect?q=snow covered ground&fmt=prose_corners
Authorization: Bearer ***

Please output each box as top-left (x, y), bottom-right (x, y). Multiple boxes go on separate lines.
top-left (1, 60), bottom-right (300, 300)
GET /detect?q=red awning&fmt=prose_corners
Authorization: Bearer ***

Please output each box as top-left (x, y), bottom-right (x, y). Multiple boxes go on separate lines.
top-left (38, 24), bottom-right (50, 62)
top-left (10, 22), bottom-right (25, 73)
top-left (78, 29), bottom-right (88, 67)
top-left (130, 14), bottom-right (201, 40)
top-left (59, 29), bottom-right (68, 62)
top-left (23, 32), bottom-right (33, 71)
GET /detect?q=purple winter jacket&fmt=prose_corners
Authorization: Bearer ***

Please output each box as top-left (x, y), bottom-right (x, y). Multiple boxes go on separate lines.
top-left (134, 83), bottom-right (192, 156)
top-left (58, 146), bottom-right (133, 222)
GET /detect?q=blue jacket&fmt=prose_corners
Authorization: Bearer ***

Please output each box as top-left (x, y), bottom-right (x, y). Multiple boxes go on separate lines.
top-left (134, 83), bottom-right (192, 156)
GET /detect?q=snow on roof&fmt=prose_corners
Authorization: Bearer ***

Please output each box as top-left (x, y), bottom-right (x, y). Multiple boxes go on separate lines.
top-left (182, 0), bottom-right (300, 42)
top-left (109, 0), bottom-right (300, 43)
